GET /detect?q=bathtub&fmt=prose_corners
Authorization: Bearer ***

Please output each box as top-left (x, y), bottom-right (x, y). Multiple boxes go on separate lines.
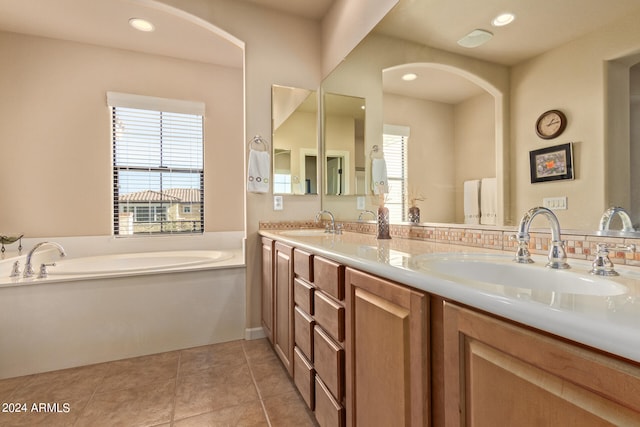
top-left (0, 233), bottom-right (246, 379)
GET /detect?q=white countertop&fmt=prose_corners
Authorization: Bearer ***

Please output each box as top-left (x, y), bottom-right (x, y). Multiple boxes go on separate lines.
top-left (261, 230), bottom-right (640, 364)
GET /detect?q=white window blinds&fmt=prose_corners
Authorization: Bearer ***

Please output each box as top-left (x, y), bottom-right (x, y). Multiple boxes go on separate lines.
top-left (383, 125), bottom-right (409, 223)
top-left (108, 92), bottom-right (205, 235)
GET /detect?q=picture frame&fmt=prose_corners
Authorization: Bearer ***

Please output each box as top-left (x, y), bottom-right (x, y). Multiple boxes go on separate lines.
top-left (529, 142), bottom-right (574, 183)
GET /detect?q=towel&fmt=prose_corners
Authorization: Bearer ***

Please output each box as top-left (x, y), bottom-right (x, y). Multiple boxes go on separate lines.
top-left (464, 180), bottom-right (480, 224)
top-left (372, 158), bottom-right (388, 194)
top-left (480, 177), bottom-right (497, 225)
top-left (247, 149), bottom-right (270, 193)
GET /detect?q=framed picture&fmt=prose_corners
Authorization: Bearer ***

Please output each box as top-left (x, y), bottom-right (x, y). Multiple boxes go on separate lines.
top-left (529, 143), bottom-right (574, 183)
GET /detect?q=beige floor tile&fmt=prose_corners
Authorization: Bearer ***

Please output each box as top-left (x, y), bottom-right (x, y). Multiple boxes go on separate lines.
top-left (173, 401), bottom-right (269, 427)
top-left (97, 351), bottom-right (180, 393)
top-left (262, 390), bottom-right (317, 427)
top-left (249, 357), bottom-right (296, 398)
top-left (0, 375), bottom-right (27, 400)
top-left (179, 340), bottom-right (246, 377)
top-left (75, 378), bottom-right (175, 427)
top-left (173, 363), bottom-right (259, 421)
top-left (242, 339), bottom-right (279, 364)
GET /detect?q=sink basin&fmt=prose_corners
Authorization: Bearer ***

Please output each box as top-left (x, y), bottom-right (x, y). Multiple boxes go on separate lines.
top-left (412, 254), bottom-right (627, 296)
top-left (280, 229), bottom-right (329, 237)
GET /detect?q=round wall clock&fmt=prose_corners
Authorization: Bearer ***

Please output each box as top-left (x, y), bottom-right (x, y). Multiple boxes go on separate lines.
top-left (535, 109), bottom-right (567, 139)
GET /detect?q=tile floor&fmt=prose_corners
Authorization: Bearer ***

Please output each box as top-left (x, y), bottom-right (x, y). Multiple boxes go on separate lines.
top-left (0, 339), bottom-right (318, 427)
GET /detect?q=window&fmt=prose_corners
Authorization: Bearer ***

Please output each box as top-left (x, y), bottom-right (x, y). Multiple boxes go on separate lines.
top-left (108, 92), bottom-right (205, 235)
top-left (383, 125), bottom-right (409, 223)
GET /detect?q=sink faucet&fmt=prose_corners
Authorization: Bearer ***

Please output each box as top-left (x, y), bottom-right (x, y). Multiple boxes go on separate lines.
top-left (24, 242), bottom-right (66, 278)
top-left (598, 206), bottom-right (635, 233)
top-left (315, 210), bottom-right (336, 233)
top-left (513, 206), bottom-right (570, 269)
top-left (358, 210), bottom-right (376, 221)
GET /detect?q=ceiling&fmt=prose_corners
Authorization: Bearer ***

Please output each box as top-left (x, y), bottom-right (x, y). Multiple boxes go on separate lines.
top-left (2, 0), bottom-right (640, 103)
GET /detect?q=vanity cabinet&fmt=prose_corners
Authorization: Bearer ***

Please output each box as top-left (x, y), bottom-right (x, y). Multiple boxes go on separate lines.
top-left (273, 242), bottom-right (294, 375)
top-left (345, 268), bottom-right (430, 427)
top-left (443, 302), bottom-right (640, 426)
top-left (261, 237), bottom-right (274, 343)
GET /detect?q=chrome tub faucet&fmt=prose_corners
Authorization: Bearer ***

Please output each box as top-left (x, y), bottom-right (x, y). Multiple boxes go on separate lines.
top-left (24, 242), bottom-right (66, 278)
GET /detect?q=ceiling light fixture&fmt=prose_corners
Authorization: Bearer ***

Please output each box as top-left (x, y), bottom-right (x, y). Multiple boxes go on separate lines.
top-left (129, 18), bottom-right (155, 32)
top-left (492, 13), bottom-right (515, 27)
top-left (457, 29), bottom-right (493, 48)
top-left (402, 73), bottom-right (418, 81)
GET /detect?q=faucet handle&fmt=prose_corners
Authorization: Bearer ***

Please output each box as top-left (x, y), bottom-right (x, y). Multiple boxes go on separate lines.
top-left (10, 260), bottom-right (21, 278)
top-left (510, 233), bottom-right (534, 264)
top-left (590, 243), bottom-right (635, 276)
top-left (38, 262), bottom-right (56, 279)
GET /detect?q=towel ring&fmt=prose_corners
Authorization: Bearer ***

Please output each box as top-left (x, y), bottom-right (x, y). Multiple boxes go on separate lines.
top-left (249, 135), bottom-right (269, 151)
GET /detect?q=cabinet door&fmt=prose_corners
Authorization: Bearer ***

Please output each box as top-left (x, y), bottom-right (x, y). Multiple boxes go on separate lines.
top-left (345, 268), bottom-right (429, 427)
top-left (261, 238), bottom-right (274, 343)
top-left (274, 242), bottom-right (294, 376)
top-left (443, 302), bottom-right (640, 426)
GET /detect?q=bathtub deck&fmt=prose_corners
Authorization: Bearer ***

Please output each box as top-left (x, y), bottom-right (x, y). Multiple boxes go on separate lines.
top-left (0, 339), bottom-right (317, 426)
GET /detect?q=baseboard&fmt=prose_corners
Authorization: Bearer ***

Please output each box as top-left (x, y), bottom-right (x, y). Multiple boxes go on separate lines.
top-left (245, 327), bottom-right (266, 340)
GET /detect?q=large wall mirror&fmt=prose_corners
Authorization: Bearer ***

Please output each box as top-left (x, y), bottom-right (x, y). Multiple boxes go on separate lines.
top-left (321, 1), bottom-right (640, 233)
top-left (272, 85), bottom-right (319, 195)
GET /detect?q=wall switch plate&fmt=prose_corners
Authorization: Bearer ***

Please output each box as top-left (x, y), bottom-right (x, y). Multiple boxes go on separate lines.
top-left (357, 196), bottom-right (365, 210)
top-left (273, 195), bottom-right (283, 211)
top-left (543, 196), bottom-right (567, 210)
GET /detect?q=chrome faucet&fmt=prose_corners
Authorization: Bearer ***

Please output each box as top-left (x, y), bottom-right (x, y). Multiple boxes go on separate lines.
top-left (315, 210), bottom-right (336, 233)
top-left (358, 210), bottom-right (376, 221)
top-left (24, 242), bottom-right (66, 278)
top-left (513, 207), bottom-right (570, 269)
top-left (598, 206), bottom-right (635, 233)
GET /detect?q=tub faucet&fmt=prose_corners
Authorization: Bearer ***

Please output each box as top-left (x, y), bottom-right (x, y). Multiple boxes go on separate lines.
top-left (315, 210), bottom-right (336, 233)
top-left (598, 206), bottom-right (635, 233)
top-left (513, 206), bottom-right (570, 269)
top-left (24, 242), bottom-right (66, 278)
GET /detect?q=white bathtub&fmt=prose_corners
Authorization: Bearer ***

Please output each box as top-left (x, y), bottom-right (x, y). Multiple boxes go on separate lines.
top-left (0, 233), bottom-right (247, 379)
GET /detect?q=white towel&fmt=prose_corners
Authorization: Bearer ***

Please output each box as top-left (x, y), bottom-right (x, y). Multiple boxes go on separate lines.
top-left (372, 158), bottom-right (388, 194)
top-left (464, 180), bottom-right (480, 224)
top-left (247, 149), bottom-right (270, 193)
top-left (480, 177), bottom-right (497, 225)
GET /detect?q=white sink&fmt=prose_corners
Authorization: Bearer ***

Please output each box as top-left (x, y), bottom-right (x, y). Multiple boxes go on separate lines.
top-left (412, 254), bottom-right (627, 296)
top-left (280, 229), bottom-right (329, 237)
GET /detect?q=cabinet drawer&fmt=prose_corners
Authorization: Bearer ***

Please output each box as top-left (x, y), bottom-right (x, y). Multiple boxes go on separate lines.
top-left (294, 347), bottom-right (315, 410)
top-left (294, 306), bottom-right (315, 360)
top-left (294, 249), bottom-right (314, 282)
top-left (294, 278), bottom-right (314, 315)
top-left (314, 325), bottom-right (344, 401)
top-left (314, 291), bottom-right (344, 342)
top-left (315, 375), bottom-right (345, 427)
top-left (314, 257), bottom-right (344, 300)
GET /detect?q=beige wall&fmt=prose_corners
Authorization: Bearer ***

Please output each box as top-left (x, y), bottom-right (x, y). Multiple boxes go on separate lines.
top-left (510, 8), bottom-right (640, 230)
top-left (0, 31), bottom-right (243, 236)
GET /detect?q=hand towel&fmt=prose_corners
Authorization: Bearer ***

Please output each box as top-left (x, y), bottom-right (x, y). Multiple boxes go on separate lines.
top-left (247, 149), bottom-right (270, 193)
top-left (372, 158), bottom-right (388, 194)
top-left (481, 177), bottom-right (497, 225)
top-left (464, 180), bottom-right (480, 224)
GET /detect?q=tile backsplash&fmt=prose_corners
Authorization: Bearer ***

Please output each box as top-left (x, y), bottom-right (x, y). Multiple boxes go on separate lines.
top-left (259, 220), bottom-right (640, 267)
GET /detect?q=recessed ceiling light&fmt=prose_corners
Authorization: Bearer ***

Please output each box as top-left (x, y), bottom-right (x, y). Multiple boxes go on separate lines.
top-left (402, 73), bottom-right (418, 81)
top-left (129, 18), bottom-right (155, 32)
top-left (361, 105), bottom-right (365, 110)
top-left (457, 29), bottom-right (493, 48)
top-left (492, 13), bottom-right (515, 27)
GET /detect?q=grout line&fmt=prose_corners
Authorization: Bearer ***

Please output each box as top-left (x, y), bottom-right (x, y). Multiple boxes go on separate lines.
top-left (242, 341), bottom-right (273, 427)
top-left (168, 350), bottom-right (182, 427)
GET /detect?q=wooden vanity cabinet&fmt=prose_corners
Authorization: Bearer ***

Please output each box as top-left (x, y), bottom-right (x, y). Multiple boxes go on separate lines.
top-left (443, 302), bottom-right (640, 426)
top-left (345, 267), bottom-right (430, 427)
top-left (273, 242), bottom-right (294, 375)
top-left (261, 237), bottom-right (274, 344)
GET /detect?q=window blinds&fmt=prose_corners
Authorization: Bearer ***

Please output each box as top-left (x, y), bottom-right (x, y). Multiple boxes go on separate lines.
top-left (109, 93), bottom-right (205, 235)
top-left (383, 128), bottom-right (409, 223)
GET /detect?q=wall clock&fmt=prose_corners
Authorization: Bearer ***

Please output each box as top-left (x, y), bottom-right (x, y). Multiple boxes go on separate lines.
top-left (535, 109), bottom-right (567, 139)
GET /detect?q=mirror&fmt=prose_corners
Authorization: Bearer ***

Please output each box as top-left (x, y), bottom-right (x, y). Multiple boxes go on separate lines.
top-left (272, 85), bottom-right (319, 195)
top-left (321, 2), bottom-right (640, 232)
top-left (323, 93), bottom-right (366, 196)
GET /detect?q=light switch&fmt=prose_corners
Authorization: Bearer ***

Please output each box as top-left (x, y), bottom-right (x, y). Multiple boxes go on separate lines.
top-left (543, 196), bottom-right (567, 210)
top-left (273, 195), bottom-right (283, 211)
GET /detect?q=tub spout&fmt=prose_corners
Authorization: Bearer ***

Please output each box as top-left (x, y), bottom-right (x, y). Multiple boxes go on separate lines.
top-left (24, 242), bottom-right (66, 278)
